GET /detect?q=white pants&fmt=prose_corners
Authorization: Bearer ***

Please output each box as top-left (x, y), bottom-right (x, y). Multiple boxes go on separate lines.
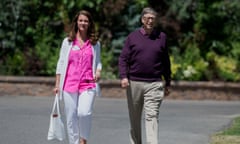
top-left (63, 89), bottom-right (96, 144)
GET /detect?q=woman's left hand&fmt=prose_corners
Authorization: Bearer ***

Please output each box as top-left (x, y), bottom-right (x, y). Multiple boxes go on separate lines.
top-left (94, 70), bottom-right (101, 82)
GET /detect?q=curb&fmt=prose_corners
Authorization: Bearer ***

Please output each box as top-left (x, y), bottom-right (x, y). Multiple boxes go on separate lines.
top-left (0, 76), bottom-right (240, 100)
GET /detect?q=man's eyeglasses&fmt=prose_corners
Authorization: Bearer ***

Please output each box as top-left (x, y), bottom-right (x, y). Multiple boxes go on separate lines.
top-left (143, 16), bottom-right (156, 21)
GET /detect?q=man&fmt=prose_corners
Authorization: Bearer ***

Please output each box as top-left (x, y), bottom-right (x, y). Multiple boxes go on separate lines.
top-left (118, 7), bottom-right (171, 144)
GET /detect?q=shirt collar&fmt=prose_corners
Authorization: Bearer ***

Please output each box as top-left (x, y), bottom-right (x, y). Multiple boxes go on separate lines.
top-left (140, 27), bottom-right (147, 35)
top-left (73, 38), bottom-right (90, 48)
top-left (140, 27), bottom-right (157, 36)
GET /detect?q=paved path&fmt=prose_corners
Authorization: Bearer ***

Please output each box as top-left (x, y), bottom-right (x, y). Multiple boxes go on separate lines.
top-left (0, 96), bottom-right (239, 144)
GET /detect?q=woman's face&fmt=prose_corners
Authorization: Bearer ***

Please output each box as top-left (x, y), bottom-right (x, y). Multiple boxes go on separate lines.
top-left (77, 14), bottom-right (90, 33)
top-left (141, 13), bottom-right (156, 31)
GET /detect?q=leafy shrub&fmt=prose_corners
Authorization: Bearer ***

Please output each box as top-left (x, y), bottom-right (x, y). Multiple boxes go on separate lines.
top-left (207, 52), bottom-right (240, 81)
top-left (2, 50), bottom-right (26, 75)
top-left (100, 44), bottom-right (117, 79)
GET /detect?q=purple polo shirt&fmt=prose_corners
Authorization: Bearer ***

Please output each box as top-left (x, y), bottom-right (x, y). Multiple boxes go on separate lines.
top-left (118, 28), bottom-right (171, 86)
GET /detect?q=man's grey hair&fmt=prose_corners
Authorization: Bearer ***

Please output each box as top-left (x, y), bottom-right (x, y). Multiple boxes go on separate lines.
top-left (141, 7), bottom-right (157, 18)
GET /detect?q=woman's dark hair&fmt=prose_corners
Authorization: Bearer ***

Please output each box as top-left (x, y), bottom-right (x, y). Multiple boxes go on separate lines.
top-left (68, 10), bottom-right (98, 45)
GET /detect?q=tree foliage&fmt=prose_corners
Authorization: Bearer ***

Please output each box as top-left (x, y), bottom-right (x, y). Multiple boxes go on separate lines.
top-left (0, 0), bottom-right (239, 81)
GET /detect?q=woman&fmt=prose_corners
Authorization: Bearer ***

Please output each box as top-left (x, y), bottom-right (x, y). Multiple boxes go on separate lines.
top-left (54, 10), bottom-right (102, 144)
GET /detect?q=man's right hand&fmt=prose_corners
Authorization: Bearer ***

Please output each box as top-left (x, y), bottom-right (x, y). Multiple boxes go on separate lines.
top-left (121, 78), bottom-right (129, 88)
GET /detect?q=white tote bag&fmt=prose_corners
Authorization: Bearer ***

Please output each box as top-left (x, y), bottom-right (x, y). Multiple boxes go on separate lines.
top-left (47, 94), bottom-right (66, 141)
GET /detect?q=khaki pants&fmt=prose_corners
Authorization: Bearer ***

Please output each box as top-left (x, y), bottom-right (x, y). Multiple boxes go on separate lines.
top-left (126, 80), bottom-right (164, 144)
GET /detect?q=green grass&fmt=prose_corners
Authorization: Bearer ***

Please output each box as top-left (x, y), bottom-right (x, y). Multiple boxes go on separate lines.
top-left (210, 116), bottom-right (240, 144)
top-left (221, 117), bottom-right (240, 135)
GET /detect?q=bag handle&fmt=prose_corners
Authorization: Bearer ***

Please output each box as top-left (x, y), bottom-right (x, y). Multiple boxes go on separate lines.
top-left (51, 94), bottom-right (61, 117)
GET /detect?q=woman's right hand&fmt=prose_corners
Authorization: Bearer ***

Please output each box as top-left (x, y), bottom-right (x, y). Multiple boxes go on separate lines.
top-left (53, 87), bottom-right (59, 94)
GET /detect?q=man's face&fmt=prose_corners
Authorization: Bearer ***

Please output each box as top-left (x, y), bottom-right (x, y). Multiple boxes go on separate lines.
top-left (141, 13), bottom-right (156, 30)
